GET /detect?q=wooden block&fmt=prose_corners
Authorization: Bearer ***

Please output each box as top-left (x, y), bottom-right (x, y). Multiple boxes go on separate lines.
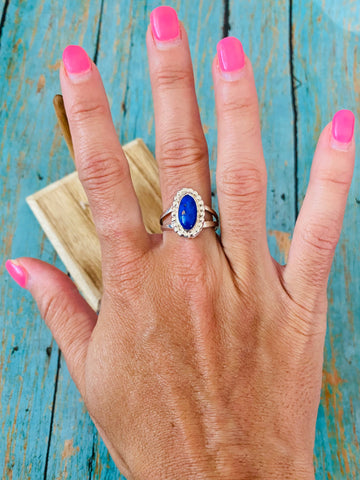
top-left (26, 138), bottom-right (162, 312)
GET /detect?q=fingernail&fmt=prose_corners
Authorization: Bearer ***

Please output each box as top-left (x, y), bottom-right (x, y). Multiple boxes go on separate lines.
top-left (5, 260), bottom-right (28, 289)
top-left (217, 36), bottom-right (245, 81)
top-left (62, 45), bottom-right (92, 82)
top-left (150, 6), bottom-right (180, 48)
top-left (331, 110), bottom-right (355, 151)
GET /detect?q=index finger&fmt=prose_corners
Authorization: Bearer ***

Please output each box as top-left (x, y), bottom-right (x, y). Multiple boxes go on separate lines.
top-left (60, 46), bottom-right (149, 271)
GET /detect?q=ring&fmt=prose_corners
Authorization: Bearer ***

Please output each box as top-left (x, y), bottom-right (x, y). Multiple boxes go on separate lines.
top-left (160, 188), bottom-right (219, 238)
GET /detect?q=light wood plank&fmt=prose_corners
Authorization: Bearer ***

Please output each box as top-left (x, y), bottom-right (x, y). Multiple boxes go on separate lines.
top-left (293, 2), bottom-right (360, 477)
top-left (27, 170), bottom-right (103, 312)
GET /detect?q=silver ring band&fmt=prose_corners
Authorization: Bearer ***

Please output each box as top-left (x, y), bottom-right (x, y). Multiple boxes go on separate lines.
top-left (160, 188), bottom-right (219, 238)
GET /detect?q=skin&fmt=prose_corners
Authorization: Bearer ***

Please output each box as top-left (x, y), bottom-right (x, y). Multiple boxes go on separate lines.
top-left (13, 19), bottom-right (355, 480)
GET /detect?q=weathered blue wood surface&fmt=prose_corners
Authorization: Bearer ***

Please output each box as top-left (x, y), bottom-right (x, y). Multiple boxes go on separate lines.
top-left (0, 1), bottom-right (359, 478)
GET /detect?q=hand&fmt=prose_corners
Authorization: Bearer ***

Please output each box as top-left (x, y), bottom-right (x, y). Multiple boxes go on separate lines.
top-left (6, 6), bottom-right (355, 480)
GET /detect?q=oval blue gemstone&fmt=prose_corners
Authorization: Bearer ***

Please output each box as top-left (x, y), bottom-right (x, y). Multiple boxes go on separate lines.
top-left (178, 194), bottom-right (197, 230)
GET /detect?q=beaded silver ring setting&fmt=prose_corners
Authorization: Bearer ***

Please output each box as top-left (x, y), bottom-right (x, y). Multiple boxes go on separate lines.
top-left (160, 188), bottom-right (219, 238)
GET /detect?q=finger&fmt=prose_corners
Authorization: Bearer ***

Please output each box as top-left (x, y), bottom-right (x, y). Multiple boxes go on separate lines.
top-left (284, 110), bottom-right (355, 313)
top-left (212, 37), bottom-right (269, 267)
top-left (146, 6), bottom-right (211, 211)
top-left (5, 257), bottom-right (97, 396)
top-left (60, 45), bottom-right (148, 267)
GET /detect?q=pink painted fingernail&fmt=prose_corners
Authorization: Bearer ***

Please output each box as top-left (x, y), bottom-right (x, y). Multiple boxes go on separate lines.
top-left (62, 45), bottom-right (92, 81)
top-left (331, 110), bottom-right (355, 151)
top-left (150, 6), bottom-right (180, 47)
top-left (5, 260), bottom-right (28, 289)
top-left (217, 37), bottom-right (245, 81)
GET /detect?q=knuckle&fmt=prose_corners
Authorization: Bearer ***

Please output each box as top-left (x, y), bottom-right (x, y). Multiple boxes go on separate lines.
top-left (315, 173), bottom-right (352, 194)
top-left (282, 293), bottom-right (328, 338)
top-left (158, 131), bottom-right (208, 175)
top-left (76, 151), bottom-right (129, 241)
top-left (155, 67), bottom-right (194, 91)
top-left (40, 289), bottom-right (77, 331)
top-left (222, 93), bottom-right (258, 121)
top-left (93, 208), bottom-right (121, 241)
top-left (68, 100), bottom-right (108, 125)
top-left (103, 250), bottom-right (149, 298)
top-left (217, 163), bottom-right (266, 201)
top-left (78, 150), bottom-right (127, 194)
top-left (302, 219), bottom-right (341, 255)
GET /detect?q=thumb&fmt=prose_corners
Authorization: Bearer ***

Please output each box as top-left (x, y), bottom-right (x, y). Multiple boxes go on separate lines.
top-left (5, 257), bottom-right (97, 396)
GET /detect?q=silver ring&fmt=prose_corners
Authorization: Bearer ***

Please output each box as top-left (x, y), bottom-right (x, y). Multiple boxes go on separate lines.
top-left (160, 188), bottom-right (219, 238)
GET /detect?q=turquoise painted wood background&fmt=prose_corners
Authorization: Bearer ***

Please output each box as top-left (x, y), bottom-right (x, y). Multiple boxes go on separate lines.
top-left (1, 0), bottom-right (359, 478)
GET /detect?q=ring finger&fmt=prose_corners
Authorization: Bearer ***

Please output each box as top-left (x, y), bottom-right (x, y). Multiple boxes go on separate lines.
top-left (146, 7), bottom-right (212, 232)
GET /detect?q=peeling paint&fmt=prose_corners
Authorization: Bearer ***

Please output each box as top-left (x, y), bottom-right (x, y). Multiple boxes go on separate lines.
top-left (36, 74), bottom-right (45, 93)
top-left (268, 230), bottom-right (291, 262)
top-left (61, 439), bottom-right (79, 461)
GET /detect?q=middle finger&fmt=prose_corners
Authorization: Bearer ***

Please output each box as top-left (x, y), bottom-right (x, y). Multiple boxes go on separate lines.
top-left (146, 6), bottom-right (211, 214)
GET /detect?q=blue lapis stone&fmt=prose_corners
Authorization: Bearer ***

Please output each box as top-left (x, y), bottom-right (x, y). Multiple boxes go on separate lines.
top-left (178, 194), bottom-right (197, 230)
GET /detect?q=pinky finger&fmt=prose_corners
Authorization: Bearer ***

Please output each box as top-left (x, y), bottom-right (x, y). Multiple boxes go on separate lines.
top-left (283, 110), bottom-right (355, 313)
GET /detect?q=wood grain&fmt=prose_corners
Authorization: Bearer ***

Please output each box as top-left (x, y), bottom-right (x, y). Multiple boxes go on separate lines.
top-left (26, 139), bottom-right (162, 312)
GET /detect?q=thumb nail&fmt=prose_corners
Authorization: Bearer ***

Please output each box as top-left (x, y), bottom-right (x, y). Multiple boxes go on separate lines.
top-left (5, 259), bottom-right (28, 289)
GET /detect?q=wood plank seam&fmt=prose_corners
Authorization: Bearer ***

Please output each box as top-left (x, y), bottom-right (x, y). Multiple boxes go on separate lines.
top-left (289, 0), bottom-right (299, 219)
top-left (93, 0), bottom-right (105, 64)
top-left (43, 350), bottom-right (62, 480)
top-left (0, 0), bottom-right (10, 50)
top-left (222, 0), bottom-right (230, 38)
